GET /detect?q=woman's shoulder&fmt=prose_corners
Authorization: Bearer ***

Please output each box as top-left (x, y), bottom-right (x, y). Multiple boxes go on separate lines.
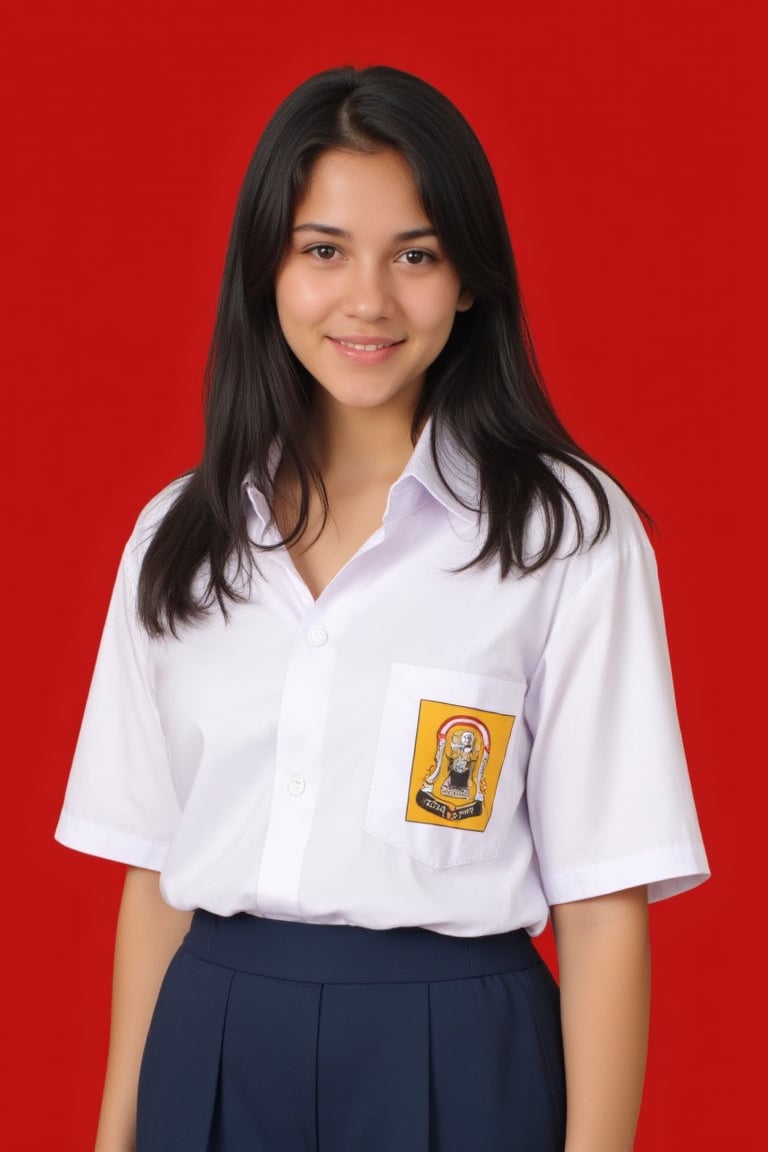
top-left (122, 473), bottom-right (194, 575)
top-left (542, 454), bottom-right (653, 564)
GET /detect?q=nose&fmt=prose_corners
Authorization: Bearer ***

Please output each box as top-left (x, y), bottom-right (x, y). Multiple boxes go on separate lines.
top-left (339, 260), bottom-right (394, 321)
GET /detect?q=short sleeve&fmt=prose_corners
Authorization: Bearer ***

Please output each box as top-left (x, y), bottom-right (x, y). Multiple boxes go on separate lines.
top-left (54, 537), bottom-right (180, 869)
top-left (525, 539), bottom-right (710, 906)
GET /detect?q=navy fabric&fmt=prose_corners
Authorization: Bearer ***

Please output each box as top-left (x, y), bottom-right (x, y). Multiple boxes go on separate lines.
top-left (137, 911), bottom-right (566, 1151)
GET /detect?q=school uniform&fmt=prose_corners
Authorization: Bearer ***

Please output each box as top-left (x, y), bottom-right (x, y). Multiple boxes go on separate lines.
top-left (55, 422), bottom-right (709, 1150)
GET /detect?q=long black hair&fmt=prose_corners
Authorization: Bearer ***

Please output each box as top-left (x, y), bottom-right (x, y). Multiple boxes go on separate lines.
top-left (139, 64), bottom-right (638, 636)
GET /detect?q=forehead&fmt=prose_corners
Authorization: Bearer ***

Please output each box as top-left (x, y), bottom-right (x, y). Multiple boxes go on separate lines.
top-left (294, 148), bottom-right (430, 226)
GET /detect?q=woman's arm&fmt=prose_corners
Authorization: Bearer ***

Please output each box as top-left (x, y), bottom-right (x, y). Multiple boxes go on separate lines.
top-left (94, 866), bottom-right (193, 1152)
top-left (551, 885), bottom-right (651, 1152)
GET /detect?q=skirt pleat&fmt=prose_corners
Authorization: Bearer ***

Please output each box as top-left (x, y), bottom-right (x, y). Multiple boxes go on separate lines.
top-left (317, 981), bottom-right (430, 1151)
top-left (136, 947), bottom-right (235, 1152)
top-left (428, 967), bottom-right (566, 1151)
top-left (215, 972), bottom-right (321, 1151)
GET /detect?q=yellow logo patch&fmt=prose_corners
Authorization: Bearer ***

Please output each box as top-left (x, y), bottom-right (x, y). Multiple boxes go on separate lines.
top-left (405, 699), bottom-right (516, 832)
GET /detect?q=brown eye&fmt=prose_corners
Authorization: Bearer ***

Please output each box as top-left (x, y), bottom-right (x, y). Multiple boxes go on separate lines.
top-left (308, 244), bottom-right (338, 261)
top-left (399, 250), bottom-right (436, 266)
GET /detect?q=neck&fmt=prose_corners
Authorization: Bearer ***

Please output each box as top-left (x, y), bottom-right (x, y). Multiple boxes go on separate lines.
top-left (310, 395), bottom-right (423, 484)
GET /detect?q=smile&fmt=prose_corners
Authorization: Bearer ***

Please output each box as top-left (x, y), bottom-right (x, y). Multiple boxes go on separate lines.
top-left (333, 338), bottom-right (403, 351)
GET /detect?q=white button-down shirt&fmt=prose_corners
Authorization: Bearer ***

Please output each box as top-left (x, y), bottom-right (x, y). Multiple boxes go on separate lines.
top-left (55, 428), bottom-right (709, 936)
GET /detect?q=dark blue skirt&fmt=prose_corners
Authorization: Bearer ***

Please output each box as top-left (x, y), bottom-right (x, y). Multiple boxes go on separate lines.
top-left (137, 910), bottom-right (565, 1151)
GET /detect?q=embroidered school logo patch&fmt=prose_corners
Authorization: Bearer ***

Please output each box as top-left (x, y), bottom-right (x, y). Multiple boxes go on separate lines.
top-left (405, 700), bottom-right (515, 832)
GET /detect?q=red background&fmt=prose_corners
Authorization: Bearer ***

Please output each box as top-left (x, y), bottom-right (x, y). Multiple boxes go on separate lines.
top-left (2, 1), bottom-right (763, 1147)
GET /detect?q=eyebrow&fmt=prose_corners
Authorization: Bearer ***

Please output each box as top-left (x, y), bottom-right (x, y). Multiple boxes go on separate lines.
top-left (292, 223), bottom-right (438, 243)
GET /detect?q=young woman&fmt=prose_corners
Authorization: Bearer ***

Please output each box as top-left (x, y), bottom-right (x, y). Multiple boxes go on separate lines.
top-left (56, 65), bottom-right (709, 1152)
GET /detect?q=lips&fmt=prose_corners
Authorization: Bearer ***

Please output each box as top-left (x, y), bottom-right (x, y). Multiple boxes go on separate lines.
top-left (330, 336), bottom-right (404, 351)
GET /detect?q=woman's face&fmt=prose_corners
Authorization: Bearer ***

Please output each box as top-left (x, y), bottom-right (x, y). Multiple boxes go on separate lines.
top-left (275, 148), bottom-right (472, 421)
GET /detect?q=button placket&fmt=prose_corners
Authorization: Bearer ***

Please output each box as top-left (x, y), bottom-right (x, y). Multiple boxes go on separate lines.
top-left (255, 615), bottom-right (335, 918)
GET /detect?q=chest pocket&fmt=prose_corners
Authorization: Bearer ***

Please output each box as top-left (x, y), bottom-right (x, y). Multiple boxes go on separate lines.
top-left (365, 663), bottom-right (527, 869)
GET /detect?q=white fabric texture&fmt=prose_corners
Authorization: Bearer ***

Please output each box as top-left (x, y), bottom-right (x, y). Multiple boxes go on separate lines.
top-left (55, 428), bottom-right (709, 936)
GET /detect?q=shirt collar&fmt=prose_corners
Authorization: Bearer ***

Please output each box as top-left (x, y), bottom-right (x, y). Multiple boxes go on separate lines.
top-left (243, 439), bottom-right (282, 530)
top-left (389, 419), bottom-right (479, 526)
top-left (242, 417), bottom-right (481, 530)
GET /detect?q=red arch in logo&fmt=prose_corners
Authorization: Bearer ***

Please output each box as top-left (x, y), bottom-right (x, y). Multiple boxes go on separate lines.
top-left (436, 715), bottom-right (490, 754)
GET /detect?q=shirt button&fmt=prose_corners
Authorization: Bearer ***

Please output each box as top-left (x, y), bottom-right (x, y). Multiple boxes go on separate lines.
top-left (287, 776), bottom-right (306, 796)
top-left (306, 626), bottom-right (328, 647)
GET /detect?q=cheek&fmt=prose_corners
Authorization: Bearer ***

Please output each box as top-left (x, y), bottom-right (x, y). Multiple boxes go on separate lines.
top-left (275, 268), bottom-right (330, 328)
top-left (409, 285), bottom-right (462, 337)
top-left (403, 266), bottom-right (462, 323)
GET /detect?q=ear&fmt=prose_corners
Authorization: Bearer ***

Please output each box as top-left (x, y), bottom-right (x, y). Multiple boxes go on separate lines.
top-left (456, 288), bottom-right (474, 313)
